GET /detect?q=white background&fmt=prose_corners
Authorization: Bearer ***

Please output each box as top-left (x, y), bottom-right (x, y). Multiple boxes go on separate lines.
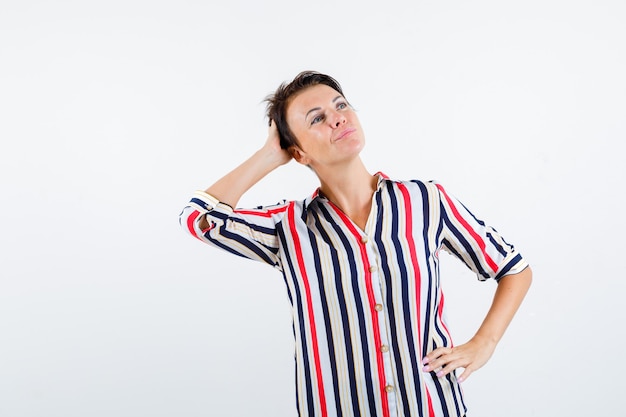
top-left (1, 1), bottom-right (625, 416)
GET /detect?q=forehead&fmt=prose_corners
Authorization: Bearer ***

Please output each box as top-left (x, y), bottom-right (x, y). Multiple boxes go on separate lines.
top-left (287, 84), bottom-right (342, 119)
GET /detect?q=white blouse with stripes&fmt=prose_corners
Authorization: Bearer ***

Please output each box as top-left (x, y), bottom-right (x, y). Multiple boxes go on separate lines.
top-left (180, 173), bottom-right (528, 417)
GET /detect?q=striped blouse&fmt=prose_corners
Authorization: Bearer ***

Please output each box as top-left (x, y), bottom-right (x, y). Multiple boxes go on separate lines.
top-left (179, 173), bottom-right (528, 417)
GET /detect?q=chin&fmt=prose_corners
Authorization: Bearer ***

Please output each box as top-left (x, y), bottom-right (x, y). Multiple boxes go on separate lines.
top-left (352, 138), bottom-right (366, 154)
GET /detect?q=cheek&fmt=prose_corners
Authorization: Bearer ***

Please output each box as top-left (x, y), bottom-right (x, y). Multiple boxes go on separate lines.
top-left (305, 129), bottom-right (326, 144)
top-left (349, 114), bottom-right (362, 128)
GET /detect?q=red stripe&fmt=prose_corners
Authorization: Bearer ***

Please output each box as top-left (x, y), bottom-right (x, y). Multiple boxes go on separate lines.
top-left (437, 291), bottom-right (453, 346)
top-left (397, 184), bottom-right (423, 353)
top-left (435, 184), bottom-right (499, 273)
top-left (187, 210), bottom-right (201, 240)
top-left (427, 390), bottom-right (435, 417)
top-left (398, 184), bottom-right (438, 417)
top-left (328, 202), bottom-right (390, 417)
top-left (234, 206), bottom-right (288, 218)
top-left (287, 202), bottom-right (328, 417)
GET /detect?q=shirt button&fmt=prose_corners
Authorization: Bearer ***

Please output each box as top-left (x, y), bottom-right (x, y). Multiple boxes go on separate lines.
top-left (361, 235), bottom-right (369, 243)
top-left (381, 345), bottom-right (389, 353)
top-left (385, 385), bottom-right (395, 393)
top-left (375, 304), bottom-right (383, 312)
top-left (368, 265), bottom-right (377, 273)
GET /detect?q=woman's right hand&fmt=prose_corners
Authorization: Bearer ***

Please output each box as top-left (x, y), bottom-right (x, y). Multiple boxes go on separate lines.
top-left (262, 119), bottom-right (292, 167)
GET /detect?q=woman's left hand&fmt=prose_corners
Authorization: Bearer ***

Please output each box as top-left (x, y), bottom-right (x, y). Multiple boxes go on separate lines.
top-left (422, 335), bottom-right (496, 382)
top-left (423, 268), bottom-right (533, 383)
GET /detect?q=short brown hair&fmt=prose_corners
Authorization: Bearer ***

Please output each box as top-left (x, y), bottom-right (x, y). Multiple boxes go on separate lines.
top-left (265, 71), bottom-right (346, 149)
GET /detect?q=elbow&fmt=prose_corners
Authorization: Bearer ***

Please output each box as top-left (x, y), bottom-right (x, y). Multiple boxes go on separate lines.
top-left (179, 206), bottom-right (204, 239)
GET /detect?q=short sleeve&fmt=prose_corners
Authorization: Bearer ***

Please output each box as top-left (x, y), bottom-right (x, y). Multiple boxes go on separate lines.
top-left (434, 182), bottom-right (528, 281)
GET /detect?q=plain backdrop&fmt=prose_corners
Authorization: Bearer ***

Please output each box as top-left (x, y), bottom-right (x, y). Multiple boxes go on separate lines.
top-left (1, 1), bottom-right (625, 416)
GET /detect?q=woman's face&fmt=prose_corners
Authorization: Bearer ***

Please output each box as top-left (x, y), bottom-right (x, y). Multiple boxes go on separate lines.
top-left (286, 84), bottom-right (365, 170)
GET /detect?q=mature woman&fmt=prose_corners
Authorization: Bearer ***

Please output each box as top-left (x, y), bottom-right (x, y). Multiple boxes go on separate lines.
top-left (180, 71), bottom-right (532, 417)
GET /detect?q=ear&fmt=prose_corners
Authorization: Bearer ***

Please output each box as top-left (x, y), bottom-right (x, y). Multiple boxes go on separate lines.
top-left (289, 146), bottom-right (310, 166)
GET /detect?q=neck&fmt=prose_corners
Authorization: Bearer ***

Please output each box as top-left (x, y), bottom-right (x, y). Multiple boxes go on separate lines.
top-left (316, 158), bottom-right (377, 222)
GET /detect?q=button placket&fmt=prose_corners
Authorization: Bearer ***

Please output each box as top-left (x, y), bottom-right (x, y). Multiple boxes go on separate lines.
top-left (364, 241), bottom-right (399, 415)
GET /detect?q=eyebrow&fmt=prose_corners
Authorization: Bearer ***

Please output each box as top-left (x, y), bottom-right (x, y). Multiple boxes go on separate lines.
top-left (304, 95), bottom-right (344, 121)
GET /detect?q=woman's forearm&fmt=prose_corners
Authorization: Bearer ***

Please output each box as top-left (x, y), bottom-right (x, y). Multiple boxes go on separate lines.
top-left (473, 266), bottom-right (533, 346)
top-left (204, 123), bottom-right (291, 209)
top-left (422, 266), bottom-right (532, 381)
top-left (205, 146), bottom-right (286, 208)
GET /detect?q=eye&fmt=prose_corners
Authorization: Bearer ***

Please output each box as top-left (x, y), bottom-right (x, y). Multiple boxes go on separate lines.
top-left (336, 102), bottom-right (348, 110)
top-left (311, 114), bottom-right (325, 125)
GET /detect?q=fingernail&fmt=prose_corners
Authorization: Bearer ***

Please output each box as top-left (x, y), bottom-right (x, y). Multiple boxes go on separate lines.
top-left (436, 371), bottom-right (443, 377)
top-left (457, 376), bottom-right (464, 383)
top-left (422, 357), bottom-right (430, 364)
top-left (423, 366), bottom-right (430, 372)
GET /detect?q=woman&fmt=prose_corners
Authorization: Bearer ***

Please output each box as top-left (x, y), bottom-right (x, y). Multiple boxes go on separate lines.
top-left (180, 71), bottom-right (532, 417)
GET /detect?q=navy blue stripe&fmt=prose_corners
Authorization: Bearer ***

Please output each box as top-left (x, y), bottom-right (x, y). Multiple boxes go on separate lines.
top-left (373, 189), bottom-right (412, 417)
top-left (229, 215), bottom-right (281, 254)
top-left (207, 207), bottom-right (278, 236)
top-left (277, 217), bottom-right (315, 416)
top-left (487, 231), bottom-right (508, 257)
top-left (307, 212), bottom-right (343, 417)
top-left (385, 184), bottom-right (426, 412)
top-left (275, 224), bottom-right (294, 305)
top-left (494, 253), bottom-right (524, 281)
top-left (204, 234), bottom-right (255, 260)
top-left (202, 210), bottom-right (277, 264)
top-left (440, 207), bottom-right (490, 279)
top-left (322, 204), bottom-right (377, 415)
top-left (427, 279), bottom-right (448, 353)
top-left (441, 240), bottom-right (471, 270)
top-left (217, 226), bottom-right (277, 266)
top-left (316, 205), bottom-right (363, 415)
top-left (189, 197), bottom-right (212, 211)
top-left (416, 181), bottom-right (455, 416)
top-left (435, 205), bottom-right (446, 252)
top-left (294, 356), bottom-right (301, 417)
top-left (459, 201), bottom-right (485, 226)
top-left (430, 372), bottom-right (451, 417)
top-left (229, 215), bottom-right (277, 236)
top-left (446, 372), bottom-right (462, 417)
top-left (204, 207), bottom-right (229, 220)
top-left (426, 339), bottom-right (451, 417)
top-left (415, 181), bottom-right (446, 360)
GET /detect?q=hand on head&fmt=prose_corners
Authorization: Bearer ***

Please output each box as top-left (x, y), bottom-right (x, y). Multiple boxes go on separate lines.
top-left (263, 119), bottom-right (292, 167)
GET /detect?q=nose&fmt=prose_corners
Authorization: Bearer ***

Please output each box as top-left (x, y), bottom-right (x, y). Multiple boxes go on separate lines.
top-left (329, 110), bottom-right (346, 128)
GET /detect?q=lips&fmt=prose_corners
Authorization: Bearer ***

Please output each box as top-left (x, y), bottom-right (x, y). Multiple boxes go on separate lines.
top-left (334, 128), bottom-right (356, 142)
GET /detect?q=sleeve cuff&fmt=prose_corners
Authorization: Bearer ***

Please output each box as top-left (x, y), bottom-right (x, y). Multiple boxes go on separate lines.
top-left (189, 190), bottom-right (232, 213)
top-left (494, 253), bottom-right (529, 281)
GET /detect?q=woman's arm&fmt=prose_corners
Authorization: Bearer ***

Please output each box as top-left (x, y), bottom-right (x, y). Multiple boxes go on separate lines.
top-left (198, 122), bottom-right (291, 229)
top-left (423, 266), bottom-right (533, 382)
